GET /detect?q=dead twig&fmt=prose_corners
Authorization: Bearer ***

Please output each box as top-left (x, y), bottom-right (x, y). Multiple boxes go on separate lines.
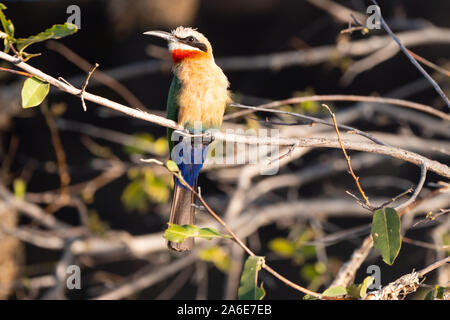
top-left (226, 95), bottom-right (450, 122)
top-left (41, 103), bottom-right (71, 200)
top-left (406, 49), bottom-right (450, 78)
top-left (395, 164), bottom-right (427, 213)
top-left (375, 187), bottom-right (414, 210)
top-left (230, 102), bottom-right (388, 146)
top-left (80, 63), bottom-right (98, 111)
top-left (47, 41), bottom-right (147, 110)
top-left (0, 66), bottom-right (33, 78)
top-left (323, 104), bottom-right (372, 210)
top-left (412, 208), bottom-right (450, 228)
top-left (371, 0), bottom-right (450, 109)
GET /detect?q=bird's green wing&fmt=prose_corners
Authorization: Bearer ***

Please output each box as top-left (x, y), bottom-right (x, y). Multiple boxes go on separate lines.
top-left (166, 75), bottom-right (182, 153)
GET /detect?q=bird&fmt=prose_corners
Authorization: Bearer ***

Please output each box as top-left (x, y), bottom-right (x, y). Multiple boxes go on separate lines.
top-left (144, 26), bottom-right (230, 251)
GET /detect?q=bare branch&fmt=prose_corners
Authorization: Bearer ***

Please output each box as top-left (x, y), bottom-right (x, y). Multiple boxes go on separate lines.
top-left (371, 0), bottom-right (450, 109)
top-left (226, 95), bottom-right (450, 121)
top-left (1, 50), bottom-right (448, 180)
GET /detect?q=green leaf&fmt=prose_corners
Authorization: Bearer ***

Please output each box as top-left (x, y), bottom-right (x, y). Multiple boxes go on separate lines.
top-left (87, 210), bottom-right (109, 236)
top-left (371, 207), bottom-right (402, 265)
top-left (21, 76), bottom-right (50, 108)
top-left (121, 179), bottom-right (149, 212)
top-left (197, 227), bottom-right (231, 240)
top-left (16, 22), bottom-right (77, 53)
top-left (268, 238), bottom-right (295, 258)
top-left (123, 132), bottom-right (165, 156)
top-left (300, 264), bottom-right (320, 282)
top-left (198, 246), bottom-right (232, 272)
top-left (164, 224), bottom-right (196, 243)
top-left (347, 276), bottom-right (374, 299)
top-left (0, 3), bottom-right (14, 38)
top-left (322, 286), bottom-right (347, 297)
top-left (166, 160), bottom-right (180, 173)
top-left (359, 276), bottom-right (374, 298)
top-left (122, 168), bottom-right (172, 212)
top-left (163, 223), bottom-right (231, 243)
top-left (424, 290), bottom-right (435, 300)
top-left (154, 137), bottom-right (169, 155)
top-left (436, 286), bottom-right (446, 299)
top-left (143, 169), bottom-right (170, 203)
top-left (238, 256), bottom-right (266, 300)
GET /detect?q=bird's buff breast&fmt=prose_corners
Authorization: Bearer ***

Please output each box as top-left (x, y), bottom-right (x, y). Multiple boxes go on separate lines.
top-left (175, 61), bottom-right (229, 131)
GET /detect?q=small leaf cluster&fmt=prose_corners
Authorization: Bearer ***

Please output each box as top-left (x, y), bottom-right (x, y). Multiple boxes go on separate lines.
top-left (121, 167), bottom-right (172, 213)
top-left (1, 3), bottom-right (77, 59)
top-left (304, 276), bottom-right (374, 299)
top-left (0, 3), bottom-right (77, 108)
top-left (198, 246), bottom-right (232, 273)
top-left (424, 285), bottom-right (448, 300)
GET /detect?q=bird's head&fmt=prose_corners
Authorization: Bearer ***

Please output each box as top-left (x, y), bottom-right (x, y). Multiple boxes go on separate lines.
top-left (144, 26), bottom-right (213, 64)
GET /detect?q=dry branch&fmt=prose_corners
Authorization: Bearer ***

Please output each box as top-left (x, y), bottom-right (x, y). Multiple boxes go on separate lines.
top-left (1, 50), bottom-right (448, 180)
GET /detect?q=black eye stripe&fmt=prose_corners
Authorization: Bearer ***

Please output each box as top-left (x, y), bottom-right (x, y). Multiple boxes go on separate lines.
top-left (175, 36), bottom-right (208, 52)
top-left (176, 35), bottom-right (196, 42)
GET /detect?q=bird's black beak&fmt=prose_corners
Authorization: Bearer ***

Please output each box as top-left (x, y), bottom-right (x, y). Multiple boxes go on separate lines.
top-left (143, 30), bottom-right (177, 43)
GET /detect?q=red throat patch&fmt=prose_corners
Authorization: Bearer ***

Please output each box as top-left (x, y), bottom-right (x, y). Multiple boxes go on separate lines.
top-left (171, 49), bottom-right (202, 63)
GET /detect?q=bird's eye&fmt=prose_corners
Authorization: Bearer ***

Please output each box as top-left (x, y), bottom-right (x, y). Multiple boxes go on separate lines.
top-left (187, 36), bottom-right (195, 42)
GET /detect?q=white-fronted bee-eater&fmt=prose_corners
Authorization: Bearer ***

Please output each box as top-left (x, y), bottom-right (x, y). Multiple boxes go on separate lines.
top-left (145, 26), bottom-right (230, 251)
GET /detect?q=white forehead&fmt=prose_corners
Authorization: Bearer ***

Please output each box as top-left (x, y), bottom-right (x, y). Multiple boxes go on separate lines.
top-left (171, 26), bottom-right (199, 39)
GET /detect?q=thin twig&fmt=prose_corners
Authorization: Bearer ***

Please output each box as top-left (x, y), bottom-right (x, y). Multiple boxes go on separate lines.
top-left (402, 237), bottom-right (450, 252)
top-left (406, 49), bottom-right (450, 78)
top-left (47, 41), bottom-right (147, 110)
top-left (412, 208), bottom-right (450, 228)
top-left (375, 187), bottom-right (413, 210)
top-left (230, 102), bottom-right (388, 146)
top-left (340, 13), bottom-right (369, 35)
top-left (226, 95), bottom-right (450, 121)
top-left (323, 104), bottom-right (372, 209)
top-left (41, 103), bottom-right (71, 199)
top-left (0, 66), bottom-right (33, 77)
top-left (371, 0), bottom-right (450, 109)
top-left (417, 256), bottom-right (450, 277)
top-left (80, 63), bottom-right (99, 111)
top-left (396, 164), bottom-right (427, 213)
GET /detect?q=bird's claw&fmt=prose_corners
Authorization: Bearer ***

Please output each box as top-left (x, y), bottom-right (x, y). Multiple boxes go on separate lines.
top-left (201, 131), bottom-right (215, 145)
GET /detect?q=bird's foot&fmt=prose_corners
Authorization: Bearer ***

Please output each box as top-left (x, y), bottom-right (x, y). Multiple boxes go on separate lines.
top-left (201, 131), bottom-right (215, 146)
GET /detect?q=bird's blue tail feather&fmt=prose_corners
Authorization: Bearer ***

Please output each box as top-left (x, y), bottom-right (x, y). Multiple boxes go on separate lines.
top-left (173, 140), bottom-right (209, 188)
